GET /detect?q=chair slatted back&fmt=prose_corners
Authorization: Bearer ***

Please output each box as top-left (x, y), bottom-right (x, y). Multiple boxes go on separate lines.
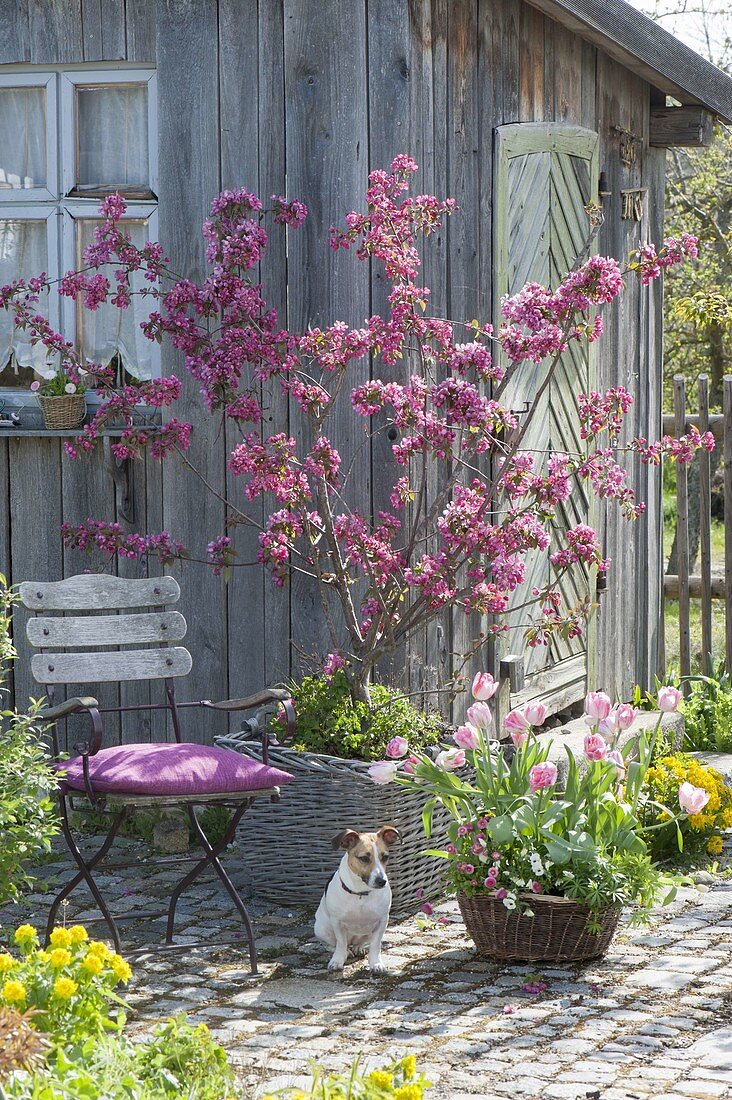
top-left (20, 575), bottom-right (192, 687)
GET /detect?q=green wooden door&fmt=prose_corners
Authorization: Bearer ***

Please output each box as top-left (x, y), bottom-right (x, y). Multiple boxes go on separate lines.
top-left (493, 123), bottom-right (599, 711)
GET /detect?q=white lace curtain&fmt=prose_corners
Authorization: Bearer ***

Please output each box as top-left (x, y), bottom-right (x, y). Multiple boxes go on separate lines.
top-left (0, 218), bottom-right (54, 377)
top-left (76, 85), bottom-right (148, 191)
top-left (0, 86), bottom-right (46, 191)
top-left (76, 217), bottom-right (153, 380)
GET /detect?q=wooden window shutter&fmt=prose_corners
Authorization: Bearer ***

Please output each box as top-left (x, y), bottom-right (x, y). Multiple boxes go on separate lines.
top-left (493, 123), bottom-right (599, 702)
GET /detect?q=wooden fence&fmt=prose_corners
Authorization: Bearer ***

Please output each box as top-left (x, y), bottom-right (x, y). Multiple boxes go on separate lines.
top-left (663, 373), bottom-right (732, 681)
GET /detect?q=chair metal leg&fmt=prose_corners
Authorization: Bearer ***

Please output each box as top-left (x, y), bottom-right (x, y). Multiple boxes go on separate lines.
top-left (165, 801), bottom-right (258, 974)
top-left (47, 796), bottom-right (129, 952)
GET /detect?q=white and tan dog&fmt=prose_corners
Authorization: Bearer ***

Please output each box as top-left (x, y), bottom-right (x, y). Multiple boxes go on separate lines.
top-left (314, 824), bottom-right (400, 973)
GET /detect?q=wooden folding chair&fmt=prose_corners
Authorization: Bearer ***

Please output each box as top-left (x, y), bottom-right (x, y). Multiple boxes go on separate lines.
top-left (20, 573), bottom-right (294, 974)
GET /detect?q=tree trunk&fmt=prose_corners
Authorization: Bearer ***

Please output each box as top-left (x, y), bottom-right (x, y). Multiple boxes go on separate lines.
top-left (349, 665), bottom-right (372, 708)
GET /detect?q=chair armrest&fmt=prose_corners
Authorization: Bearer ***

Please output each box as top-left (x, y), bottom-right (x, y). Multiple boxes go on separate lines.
top-left (37, 696), bottom-right (100, 721)
top-left (198, 688), bottom-right (291, 712)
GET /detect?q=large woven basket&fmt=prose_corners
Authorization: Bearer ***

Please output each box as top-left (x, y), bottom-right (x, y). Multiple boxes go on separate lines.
top-left (215, 733), bottom-right (451, 914)
top-left (38, 394), bottom-right (86, 430)
top-left (458, 891), bottom-right (621, 962)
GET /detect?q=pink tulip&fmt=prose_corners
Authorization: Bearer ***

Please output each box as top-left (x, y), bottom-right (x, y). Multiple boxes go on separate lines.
top-left (614, 703), bottom-right (636, 731)
top-left (454, 723), bottom-right (480, 750)
top-left (504, 708), bottom-right (531, 735)
top-left (678, 781), bottom-right (710, 815)
top-left (584, 691), bottom-right (612, 722)
top-left (368, 760), bottom-right (399, 785)
top-left (529, 761), bottom-right (558, 792)
top-left (584, 733), bottom-right (608, 762)
top-left (466, 701), bottom-right (493, 729)
top-left (402, 754), bottom-right (420, 774)
top-left (472, 672), bottom-right (499, 701)
top-left (436, 748), bottom-right (466, 771)
top-left (510, 729), bottom-right (529, 749)
top-left (386, 736), bottom-right (409, 759)
top-left (606, 749), bottom-right (625, 776)
top-left (658, 686), bottom-right (683, 713)
top-left (523, 702), bottom-right (547, 727)
top-left (598, 714), bottom-right (618, 739)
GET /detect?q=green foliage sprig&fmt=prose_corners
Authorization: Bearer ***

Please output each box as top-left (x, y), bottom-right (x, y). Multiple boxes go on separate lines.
top-left (273, 671), bottom-right (443, 762)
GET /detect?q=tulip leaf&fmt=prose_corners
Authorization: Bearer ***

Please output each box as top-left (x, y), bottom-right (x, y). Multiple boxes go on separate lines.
top-left (487, 814), bottom-right (514, 845)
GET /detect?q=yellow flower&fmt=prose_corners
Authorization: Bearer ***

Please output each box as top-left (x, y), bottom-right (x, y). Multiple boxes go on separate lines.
top-left (49, 927), bottom-right (73, 949)
top-left (87, 941), bottom-right (110, 960)
top-left (2, 980), bottom-right (26, 1005)
top-left (394, 1086), bottom-right (423, 1100)
top-left (53, 977), bottom-right (78, 1000)
top-left (68, 926), bottom-right (89, 945)
top-left (707, 834), bottom-right (724, 855)
top-left (367, 1070), bottom-right (394, 1089)
top-left (110, 954), bottom-right (133, 983)
top-left (0, 954), bottom-right (15, 974)
top-left (401, 1055), bottom-right (417, 1079)
top-left (81, 953), bottom-right (104, 977)
top-left (13, 925), bottom-right (38, 948)
top-left (49, 948), bottom-right (72, 969)
top-left (37, 950), bottom-right (50, 963)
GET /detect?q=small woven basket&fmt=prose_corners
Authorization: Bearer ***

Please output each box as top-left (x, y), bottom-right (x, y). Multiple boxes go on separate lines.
top-left (37, 394), bottom-right (86, 430)
top-left (458, 891), bottom-right (621, 962)
top-left (214, 733), bottom-right (452, 914)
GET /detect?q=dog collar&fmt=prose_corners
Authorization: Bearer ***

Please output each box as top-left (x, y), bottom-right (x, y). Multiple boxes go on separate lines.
top-left (339, 875), bottom-right (371, 898)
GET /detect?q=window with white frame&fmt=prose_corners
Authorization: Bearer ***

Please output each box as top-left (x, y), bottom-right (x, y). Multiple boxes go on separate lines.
top-left (0, 66), bottom-right (158, 389)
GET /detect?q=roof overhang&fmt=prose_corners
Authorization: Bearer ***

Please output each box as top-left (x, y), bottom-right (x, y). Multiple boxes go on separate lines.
top-left (525, 0), bottom-right (732, 123)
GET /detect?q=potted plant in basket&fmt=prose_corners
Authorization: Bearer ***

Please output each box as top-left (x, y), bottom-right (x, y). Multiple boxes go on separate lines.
top-left (374, 678), bottom-right (700, 962)
top-left (30, 368), bottom-right (87, 430)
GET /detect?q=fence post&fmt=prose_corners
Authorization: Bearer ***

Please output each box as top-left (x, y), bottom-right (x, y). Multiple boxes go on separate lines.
top-left (674, 375), bottom-right (691, 685)
top-left (698, 375), bottom-right (712, 671)
top-left (724, 377), bottom-right (732, 675)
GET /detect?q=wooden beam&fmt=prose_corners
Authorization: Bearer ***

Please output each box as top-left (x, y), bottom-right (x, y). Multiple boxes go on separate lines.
top-left (664, 574), bottom-right (726, 599)
top-left (662, 412), bottom-right (724, 440)
top-left (650, 106), bottom-right (714, 147)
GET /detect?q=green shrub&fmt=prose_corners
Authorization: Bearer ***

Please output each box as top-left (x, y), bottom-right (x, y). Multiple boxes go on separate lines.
top-left (679, 669), bottom-right (732, 753)
top-left (0, 577), bottom-right (58, 907)
top-left (274, 671), bottom-right (443, 761)
top-left (2, 1016), bottom-right (238, 1099)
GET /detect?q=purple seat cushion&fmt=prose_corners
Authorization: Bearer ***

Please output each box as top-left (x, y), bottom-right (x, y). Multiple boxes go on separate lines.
top-left (57, 742), bottom-right (293, 798)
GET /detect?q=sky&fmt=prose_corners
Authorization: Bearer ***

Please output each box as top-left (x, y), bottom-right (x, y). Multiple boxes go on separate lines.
top-left (628, 1), bottom-right (731, 66)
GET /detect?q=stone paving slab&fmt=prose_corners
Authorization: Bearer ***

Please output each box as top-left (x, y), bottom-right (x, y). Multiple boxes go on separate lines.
top-left (2, 838), bottom-right (732, 1099)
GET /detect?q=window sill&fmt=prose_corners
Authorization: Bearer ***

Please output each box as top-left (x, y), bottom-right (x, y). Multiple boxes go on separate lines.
top-left (0, 426), bottom-right (161, 439)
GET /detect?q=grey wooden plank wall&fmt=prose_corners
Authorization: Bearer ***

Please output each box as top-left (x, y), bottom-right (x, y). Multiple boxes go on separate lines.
top-left (0, 0), bottom-right (665, 740)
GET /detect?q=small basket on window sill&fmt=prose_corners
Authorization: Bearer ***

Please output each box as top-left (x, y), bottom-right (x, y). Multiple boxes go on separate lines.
top-left (37, 394), bottom-right (87, 431)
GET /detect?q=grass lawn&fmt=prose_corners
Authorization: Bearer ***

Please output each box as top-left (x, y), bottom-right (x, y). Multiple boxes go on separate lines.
top-left (663, 489), bottom-right (727, 675)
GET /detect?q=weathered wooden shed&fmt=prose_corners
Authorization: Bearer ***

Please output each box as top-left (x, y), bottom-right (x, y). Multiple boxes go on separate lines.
top-left (2, 0), bottom-right (732, 744)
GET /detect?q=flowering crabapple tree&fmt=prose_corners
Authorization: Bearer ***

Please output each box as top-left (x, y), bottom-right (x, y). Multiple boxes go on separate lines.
top-left (1, 156), bottom-right (712, 709)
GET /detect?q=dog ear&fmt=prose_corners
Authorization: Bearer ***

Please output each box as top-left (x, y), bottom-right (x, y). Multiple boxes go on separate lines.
top-left (331, 829), bottom-right (360, 851)
top-left (378, 824), bottom-right (401, 846)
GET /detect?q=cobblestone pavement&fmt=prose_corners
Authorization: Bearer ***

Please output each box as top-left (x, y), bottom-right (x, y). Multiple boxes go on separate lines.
top-left (3, 838), bottom-right (732, 1100)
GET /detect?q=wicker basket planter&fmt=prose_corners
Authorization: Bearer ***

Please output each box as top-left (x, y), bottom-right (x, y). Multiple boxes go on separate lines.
top-left (214, 733), bottom-right (451, 914)
top-left (457, 890), bottom-right (621, 962)
top-left (38, 394), bottom-right (86, 430)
